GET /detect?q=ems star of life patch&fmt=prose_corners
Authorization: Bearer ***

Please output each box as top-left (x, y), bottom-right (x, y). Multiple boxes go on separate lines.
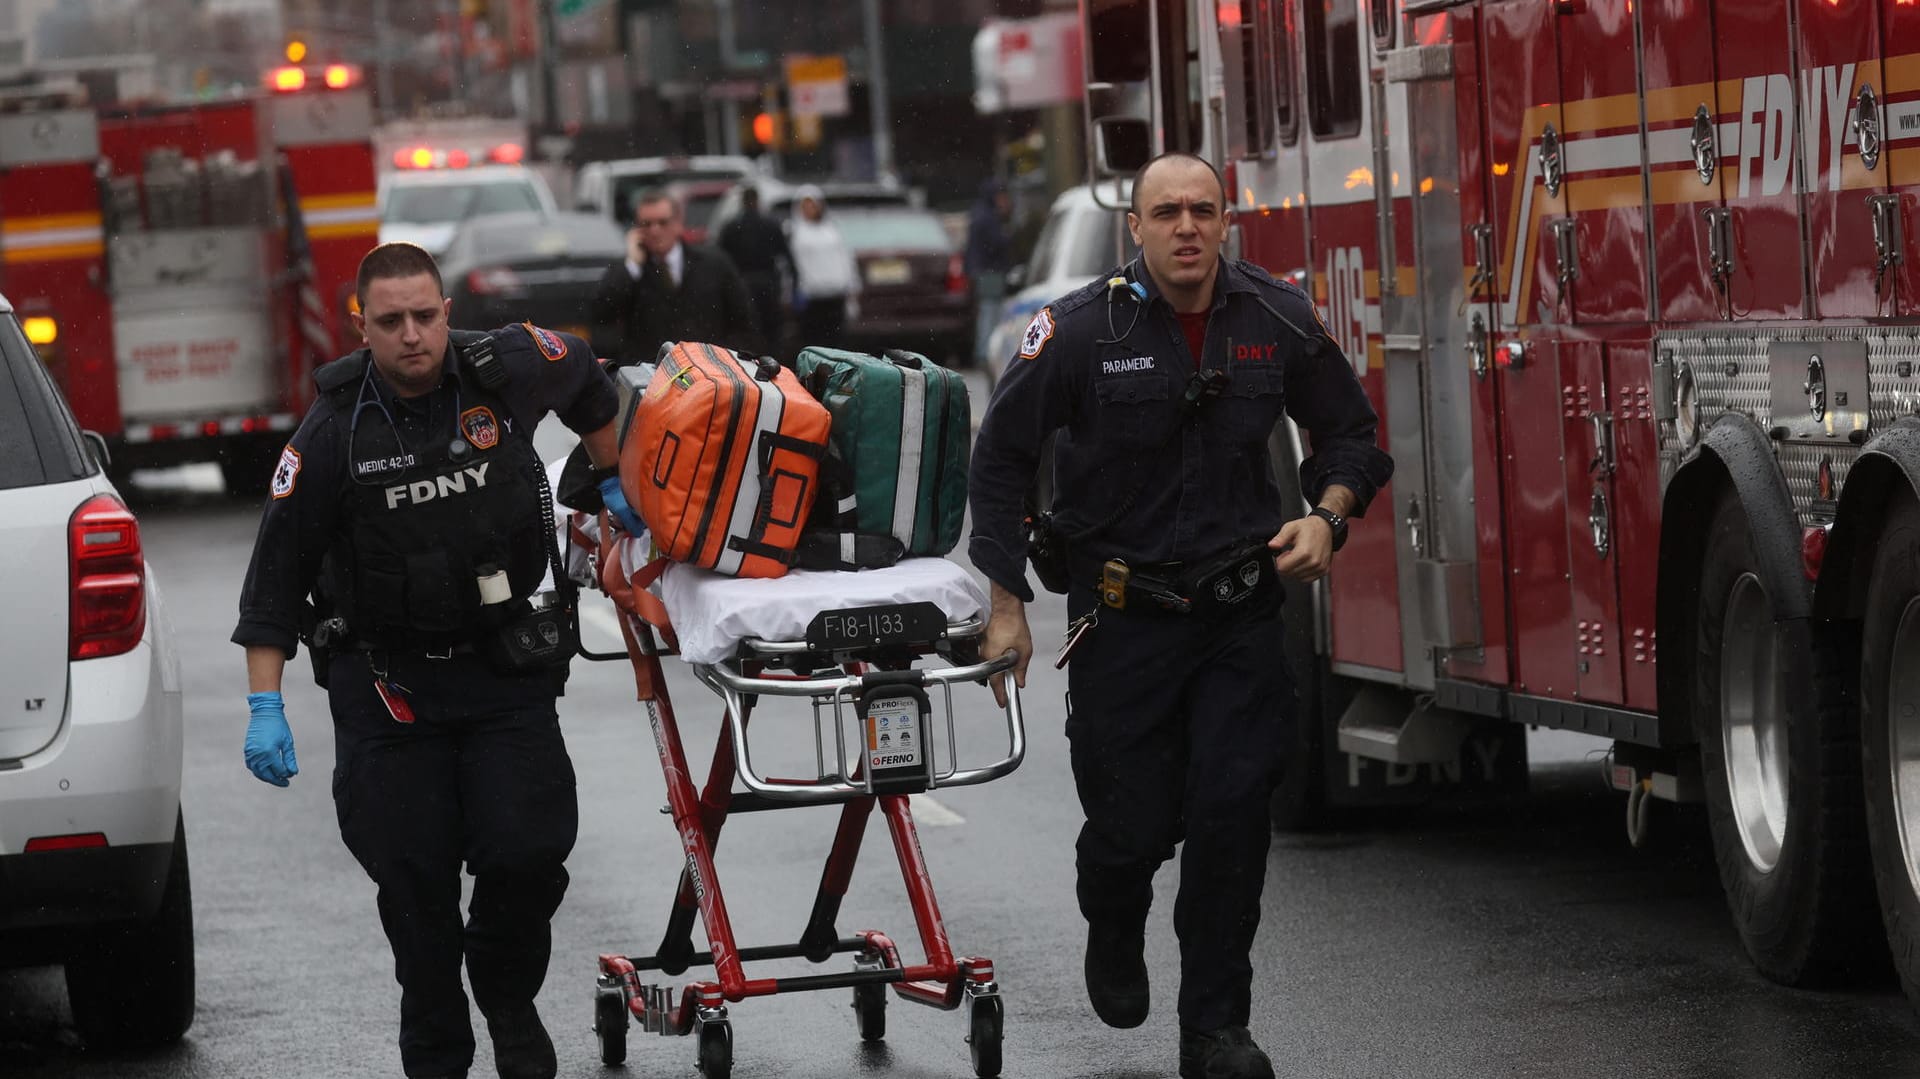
top-left (523, 322), bottom-right (568, 361)
top-left (460, 406), bottom-right (500, 450)
top-left (1018, 306), bottom-right (1055, 359)
top-left (270, 445), bottom-right (301, 500)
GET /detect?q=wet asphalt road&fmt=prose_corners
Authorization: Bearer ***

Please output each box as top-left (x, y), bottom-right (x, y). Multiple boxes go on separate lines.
top-left (9, 445), bottom-right (1920, 1078)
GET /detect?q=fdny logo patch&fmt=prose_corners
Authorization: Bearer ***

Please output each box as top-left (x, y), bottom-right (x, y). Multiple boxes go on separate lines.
top-left (1017, 306), bottom-right (1055, 360)
top-left (270, 445), bottom-right (301, 500)
top-left (460, 406), bottom-right (500, 450)
top-left (523, 323), bottom-right (568, 361)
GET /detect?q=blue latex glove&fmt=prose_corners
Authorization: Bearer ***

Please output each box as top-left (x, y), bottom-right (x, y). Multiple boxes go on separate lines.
top-left (244, 691), bottom-right (299, 787)
top-left (598, 474), bottom-right (646, 536)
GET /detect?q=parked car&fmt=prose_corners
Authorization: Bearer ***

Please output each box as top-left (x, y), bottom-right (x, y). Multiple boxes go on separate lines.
top-left (440, 210), bottom-right (627, 341)
top-left (573, 154), bottom-right (760, 226)
top-left (984, 183), bottom-right (1131, 388)
top-left (708, 178), bottom-right (918, 235)
top-left (833, 206), bottom-right (972, 360)
top-left (0, 294), bottom-right (190, 1050)
top-left (666, 178), bottom-right (740, 246)
top-left (377, 165), bottom-right (560, 257)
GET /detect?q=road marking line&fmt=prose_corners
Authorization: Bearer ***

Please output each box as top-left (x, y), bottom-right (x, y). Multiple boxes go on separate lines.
top-left (581, 602), bottom-right (622, 644)
top-left (910, 794), bottom-right (966, 827)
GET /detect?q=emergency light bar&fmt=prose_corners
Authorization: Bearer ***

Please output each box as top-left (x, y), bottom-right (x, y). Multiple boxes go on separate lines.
top-left (391, 143), bottom-right (528, 170)
top-left (265, 63), bottom-right (363, 93)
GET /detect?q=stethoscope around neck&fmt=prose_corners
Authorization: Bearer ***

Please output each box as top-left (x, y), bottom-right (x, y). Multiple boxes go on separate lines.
top-left (347, 361), bottom-right (476, 486)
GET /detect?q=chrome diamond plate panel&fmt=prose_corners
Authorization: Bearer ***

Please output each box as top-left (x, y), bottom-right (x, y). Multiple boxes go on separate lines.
top-left (1653, 329), bottom-right (1920, 522)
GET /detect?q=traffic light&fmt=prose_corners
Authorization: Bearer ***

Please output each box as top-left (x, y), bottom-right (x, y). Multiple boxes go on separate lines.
top-left (752, 112), bottom-right (778, 147)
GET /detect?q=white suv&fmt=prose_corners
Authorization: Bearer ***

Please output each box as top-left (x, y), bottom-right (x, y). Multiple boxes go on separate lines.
top-left (0, 295), bottom-right (190, 1049)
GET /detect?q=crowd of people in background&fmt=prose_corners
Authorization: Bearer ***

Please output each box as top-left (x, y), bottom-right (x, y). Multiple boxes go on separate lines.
top-left (585, 167), bottom-right (1028, 371)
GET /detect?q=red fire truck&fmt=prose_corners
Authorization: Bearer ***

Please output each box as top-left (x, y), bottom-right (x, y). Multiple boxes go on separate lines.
top-left (0, 68), bottom-right (378, 494)
top-left (1077, 0), bottom-right (1920, 1004)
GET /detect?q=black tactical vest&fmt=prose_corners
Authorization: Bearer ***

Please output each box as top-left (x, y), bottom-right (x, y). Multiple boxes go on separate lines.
top-left (317, 338), bottom-right (547, 647)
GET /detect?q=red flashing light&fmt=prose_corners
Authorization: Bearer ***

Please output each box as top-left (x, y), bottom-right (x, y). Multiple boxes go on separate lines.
top-left (392, 149), bottom-right (411, 169)
top-left (410, 147), bottom-right (435, 169)
top-left (269, 66), bottom-right (307, 92)
top-left (1802, 526), bottom-right (1830, 582)
top-left (323, 64), bottom-right (354, 89)
top-left (447, 148), bottom-right (471, 169)
top-left (241, 416), bottom-right (266, 434)
top-left (69, 494), bottom-right (145, 661)
top-left (25, 833), bottom-right (109, 853)
top-left (149, 423), bottom-right (179, 441)
top-left (488, 143), bottom-right (525, 165)
top-left (201, 420), bottom-right (221, 437)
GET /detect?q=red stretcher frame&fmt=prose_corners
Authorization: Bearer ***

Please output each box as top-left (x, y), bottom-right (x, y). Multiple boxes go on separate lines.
top-left (586, 530), bottom-right (1021, 1078)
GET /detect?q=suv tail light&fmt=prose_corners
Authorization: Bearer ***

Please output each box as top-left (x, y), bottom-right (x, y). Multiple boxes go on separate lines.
top-left (947, 254), bottom-right (967, 296)
top-left (466, 266), bottom-right (526, 297)
top-left (70, 494), bottom-right (146, 661)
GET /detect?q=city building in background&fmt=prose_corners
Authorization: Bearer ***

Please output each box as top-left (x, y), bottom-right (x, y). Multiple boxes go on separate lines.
top-left (0, 0), bottom-right (1087, 212)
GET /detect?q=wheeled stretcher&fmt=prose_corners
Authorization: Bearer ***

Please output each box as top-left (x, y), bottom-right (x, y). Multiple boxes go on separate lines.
top-left (581, 525), bottom-right (1027, 1078)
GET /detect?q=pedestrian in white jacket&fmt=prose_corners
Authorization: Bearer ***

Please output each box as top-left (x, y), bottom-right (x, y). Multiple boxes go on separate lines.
top-left (787, 185), bottom-right (858, 348)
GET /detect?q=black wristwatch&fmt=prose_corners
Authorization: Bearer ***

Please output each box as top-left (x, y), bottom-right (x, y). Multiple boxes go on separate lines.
top-left (1309, 506), bottom-right (1349, 552)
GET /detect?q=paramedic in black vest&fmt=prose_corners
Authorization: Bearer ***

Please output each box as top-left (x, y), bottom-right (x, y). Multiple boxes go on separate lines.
top-left (232, 242), bottom-right (640, 1079)
top-left (968, 153), bottom-right (1393, 1079)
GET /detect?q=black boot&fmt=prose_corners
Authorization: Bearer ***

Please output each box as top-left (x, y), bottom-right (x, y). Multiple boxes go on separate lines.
top-left (486, 1005), bottom-right (556, 1079)
top-left (1084, 921), bottom-right (1150, 1028)
top-left (1179, 1026), bottom-right (1274, 1079)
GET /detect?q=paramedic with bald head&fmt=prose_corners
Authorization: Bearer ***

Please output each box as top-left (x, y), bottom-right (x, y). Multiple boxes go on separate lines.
top-left (967, 152), bottom-right (1394, 1079)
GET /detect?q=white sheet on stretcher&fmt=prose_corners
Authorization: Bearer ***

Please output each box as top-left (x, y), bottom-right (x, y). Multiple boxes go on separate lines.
top-left (658, 558), bottom-right (988, 665)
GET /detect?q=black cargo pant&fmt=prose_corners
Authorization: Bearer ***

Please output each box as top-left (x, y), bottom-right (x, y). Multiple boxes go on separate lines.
top-left (1064, 585), bottom-right (1292, 1033)
top-left (327, 650), bottom-right (578, 1078)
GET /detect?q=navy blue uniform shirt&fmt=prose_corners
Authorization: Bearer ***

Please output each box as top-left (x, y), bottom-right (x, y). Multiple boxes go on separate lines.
top-left (232, 324), bottom-right (620, 657)
top-left (968, 257), bottom-right (1394, 602)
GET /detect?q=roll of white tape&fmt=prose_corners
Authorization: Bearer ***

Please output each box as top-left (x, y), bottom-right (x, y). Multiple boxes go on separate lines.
top-left (477, 569), bottom-right (511, 605)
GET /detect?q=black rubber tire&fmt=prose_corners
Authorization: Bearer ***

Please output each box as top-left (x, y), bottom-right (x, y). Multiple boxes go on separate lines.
top-left (1859, 488), bottom-right (1920, 1004)
top-left (1269, 569), bottom-right (1336, 831)
top-left (1693, 491), bottom-right (1880, 986)
top-left (593, 980), bottom-right (628, 1065)
top-left (852, 982), bottom-right (886, 1042)
top-left (967, 994), bottom-right (1003, 1078)
top-left (66, 810), bottom-right (196, 1050)
top-left (698, 1020), bottom-right (732, 1079)
top-left (1267, 423), bottom-right (1343, 832)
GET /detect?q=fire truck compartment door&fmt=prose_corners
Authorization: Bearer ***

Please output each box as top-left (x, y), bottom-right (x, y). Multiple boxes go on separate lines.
top-left (109, 229), bottom-right (276, 421)
top-left (1382, 336), bottom-right (1434, 690)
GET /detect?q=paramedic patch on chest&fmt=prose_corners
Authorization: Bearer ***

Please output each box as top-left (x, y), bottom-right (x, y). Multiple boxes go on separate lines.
top-left (1018, 306), bottom-right (1055, 360)
top-left (270, 445), bottom-right (301, 500)
top-left (460, 406), bottom-right (500, 450)
top-left (522, 323), bottom-right (568, 361)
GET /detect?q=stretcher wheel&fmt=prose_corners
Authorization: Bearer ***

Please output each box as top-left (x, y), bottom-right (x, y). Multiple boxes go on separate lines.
top-left (966, 994), bottom-right (1003, 1078)
top-left (852, 981), bottom-right (887, 1041)
top-left (593, 978), bottom-right (628, 1065)
top-left (698, 1019), bottom-right (732, 1078)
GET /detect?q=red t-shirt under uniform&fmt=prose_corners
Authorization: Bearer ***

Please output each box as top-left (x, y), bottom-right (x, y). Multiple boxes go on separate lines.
top-left (1175, 310), bottom-right (1209, 366)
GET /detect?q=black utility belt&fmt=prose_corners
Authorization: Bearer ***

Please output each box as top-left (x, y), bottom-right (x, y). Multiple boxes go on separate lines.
top-left (345, 638), bottom-right (481, 659)
top-left (1088, 541), bottom-right (1278, 619)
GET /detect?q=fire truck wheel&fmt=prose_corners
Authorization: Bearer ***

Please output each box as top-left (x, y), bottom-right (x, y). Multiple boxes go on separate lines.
top-left (1859, 488), bottom-right (1920, 1004)
top-left (1271, 567), bottom-right (1340, 832)
top-left (1695, 491), bottom-right (1878, 987)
